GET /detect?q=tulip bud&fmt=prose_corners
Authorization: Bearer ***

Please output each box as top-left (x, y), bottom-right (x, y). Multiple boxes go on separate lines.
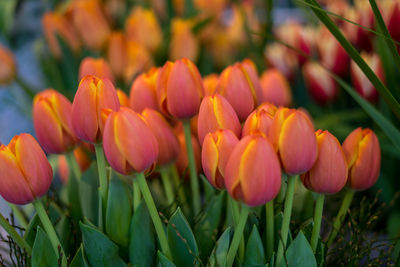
top-left (197, 94), bottom-right (241, 145)
top-left (58, 145), bottom-right (91, 183)
top-left (225, 134), bottom-right (281, 206)
top-left (0, 44), bottom-right (16, 85)
top-left (203, 73), bottom-right (219, 96)
top-left (72, 75), bottom-right (120, 143)
top-left (303, 61), bottom-right (338, 105)
top-left (0, 134), bottom-right (53, 205)
top-left (103, 107), bottom-right (158, 175)
top-left (124, 41), bottom-right (153, 84)
top-left (79, 57), bottom-right (114, 84)
top-left (175, 127), bottom-right (201, 175)
top-left (342, 128), bottom-right (381, 190)
top-left (269, 108), bottom-right (317, 175)
top-left (242, 103), bottom-right (277, 137)
top-left (264, 43), bottom-right (298, 80)
top-left (381, 0), bottom-right (400, 42)
top-left (350, 53), bottom-right (384, 102)
top-left (107, 32), bottom-right (128, 79)
top-left (301, 130), bottom-right (348, 194)
top-left (169, 18), bottom-right (199, 62)
top-left (42, 12), bottom-right (81, 59)
top-left (129, 67), bottom-right (159, 113)
top-left (116, 89), bottom-right (129, 107)
top-left (202, 129), bottom-right (238, 189)
top-left (157, 58), bottom-right (204, 119)
top-left (260, 69), bottom-right (292, 107)
top-left (141, 109), bottom-right (180, 166)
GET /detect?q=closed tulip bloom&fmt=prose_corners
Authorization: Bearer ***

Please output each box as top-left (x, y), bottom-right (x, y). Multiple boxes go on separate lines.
top-left (381, 0), bottom-right (400, 42)
top-left (269, 108), bottom-right (317, 175)
top-left (264, 43), bottom-right (298, 80)
top-left (0, 134), bottom-right (53, 205)
top-left (142, 109), bottom-right (180, 166)
top-left (301, 130), bottom-right (348, 194)
top-left (202, 129), bottom-right (239, 189)
top-left (116, 89), bottom-right (129, 107)
top-left (79, 57), bottom-right (114, 84)
top-left (157, 58), bottom-right (204, 119)
top-left (260, 69), bottom-right (292, 107)
top-left (130, 68), bottom-right (159, 112)
top-left (242, 103), bottom-right (277, 137)
top-left (169, 18), bottom-right (199, 62)
top-left (103, 107), bottom-right (158, 175)
top-left (107, 32), bottom-right (127, 79)
top-left (303, 61), bottom-right (338, 105)
top-left (72, 75), bottom-right (120, 143)
top-left (342, 128), bottom-right (381, 190)
top-left (0, 44), bottom-right (16, 85)
top-left (225, 134), bottom-right (281, 206)
top-left (197, 94), bottom-right (241, 145)
top-left (58, 145), bottom-right (91, 183)
top-left (175, 127), bottom-right (201, 175)
top-left (124, 41), bottom-right (153, 83)
top-left (203, 73), bottom-right (219, 96)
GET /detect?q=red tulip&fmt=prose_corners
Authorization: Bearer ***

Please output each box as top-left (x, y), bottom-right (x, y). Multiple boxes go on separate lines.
top-left (264, 43), bottom-right (298, 80)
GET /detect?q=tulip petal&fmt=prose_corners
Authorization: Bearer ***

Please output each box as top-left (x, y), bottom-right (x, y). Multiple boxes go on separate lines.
top-left (202, 134), bottom-right (220, 188)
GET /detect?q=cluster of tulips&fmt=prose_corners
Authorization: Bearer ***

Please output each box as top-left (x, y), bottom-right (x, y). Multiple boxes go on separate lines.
top-left (0, 55), bottom-right (381, 266)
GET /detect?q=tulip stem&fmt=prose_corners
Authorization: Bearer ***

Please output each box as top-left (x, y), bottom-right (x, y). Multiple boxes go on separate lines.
top-left (276, 175), bottom-right (287, 204)
top-left (132, 179), bottom-right (141, 212)
top-left (311, 194), bottom-right (325, 252)
top-left (265, 200), bottom-right (274, 261)
top-left (182, 120), bottom-right (201, 216)
top-left (229, 197), bottom-right (245, 261)
top-left (276, 175), bottom-right (298, 266)
top-left (94, 144), bottom-right (108, 220)
top-left (327, 189), bottom-right (354, 247)
top-left (33, 199), bottom-right (67, 267)
top-left (160, 168), bottom-right (175, 207)
top-left (170, 164), bottom-right (188, 212)
top-left (7, 203), bottom-right (28, 229)
top-left (136, 172), bottom-right (171, 258)
top-left (0, 212), bottom-right (32, 255)
top-left (66, 152), bottom-right (82, 221)
top-left (226, 202), bottom-right (250, 267)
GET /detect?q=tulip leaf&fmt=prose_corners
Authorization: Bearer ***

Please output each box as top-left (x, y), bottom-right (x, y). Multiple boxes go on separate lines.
top-left (274, 212), bottom-right (292, 249)
top-left (80, 164), bottom-right (100, 226)
top-left (80, 222), bottom-right (127, 267)
top-left (129, 201), bottom-right (156, 266)
top-left (194, 191), bottom-right (225, 262)
top-left (31, 227), bottom-right (58, 267)
top-left (208, 227), bottom-right (231, 267)
top-left (244, 225), bottom-right (265, 265)
top-left (280, 231), bottom-right (317, 267)
top-left (157, 251), bottom-right (176, 267)
top-left (167, 208), bottom-right (199, 266)
top-left (201, 174), bottom-right (216, 201)
top-left (0, 0), bottom-right (16, 35)
top-left (70, 244), bottom-right (89, 267)
top-left (106, 173), bottom-right (132, 248)
top-left (56, 214), bottom-right (73, 257)
top-left (300, 220), bottom-right (325, 266)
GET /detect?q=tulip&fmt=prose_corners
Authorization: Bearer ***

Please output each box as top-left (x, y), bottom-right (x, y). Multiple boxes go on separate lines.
top-left (129, 67), bottom-right (160, 113)
top-left (124, 41), bottom-right (153, 83)
top-left (381, 0), bottom-right (400, 42)
top-left (33, 89), bottom-right (76, 154)
top-left (202, 129), bottom-right (239, 189)
top-left (0, 134), bottom-right (53, 205)
top-left (116, 89), bottom-right (129, 107)
top-left (175, 127), bottom-right (201, 175)
top-left (157, 58), bottom-right (204, 119)
top-left (72, 75), bottom-right (120, 143)
top-left (58, 145), bottom-right (91, 183)
top-left (301, 130), bottom-right (348, 194)
top-left (302, 61), bottom-right (338, 105)
top-left (169, 18), bottom-right (199, 62)
top-left (203, 73), bottom-right (219, 96)
top-left (0, 44), bottom-right (16, 85)
top-left (242, 103), bottom-right (277, 137)
top-left (141, 109), bottom-right (180, 166)
top-left (107, 32), bottom-right (127, 79)
top-left (79, 57), bottom-right (114, 84)
top-left (269, 108), bottom-right (317, 175)
top-left (342, 128), bottom-right (381, 190)
top-left (42, 12), bottom-right (80, 59)
top-left (264, 43), bottom-right (298, 80)
top-left (194, 0), bottom-right (227, 15)
top-left (350, 52), bottom-right (384, 102)
top-left (224, 134), bottom-right (281, 206)
top-left (260, 69), bottom-right (292, 107)
top-left (197, 94), bottom-right (241, 144)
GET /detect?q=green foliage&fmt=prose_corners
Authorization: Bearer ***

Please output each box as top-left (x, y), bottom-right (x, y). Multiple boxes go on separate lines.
top-left (31, 227), bottom-right (58, 267)
top-left (208, 227), bottom-right (231, 267)
top-left (244, 225), bottom-right (265, 266)
top-left (282, 231), bottom-right (317, 267)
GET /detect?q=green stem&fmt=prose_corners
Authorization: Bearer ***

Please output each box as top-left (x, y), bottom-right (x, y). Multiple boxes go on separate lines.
top-left (310, 194), bottom-right (325, 252)
top-left (276, 175), bottom-right (287, 204)
top-left (265, 199), bottom-right (274, 261)
top-left (15, 75), bottom-right (35, 99)
top-left (94, 144), bottom-right (108, 222)
top-left (229, 197), bottom-right (245, 261)
top-left (66, 152), bottom-right (82, 221)
top-left (160, 168), bottom-right (175, 206)
top-left (182, 120), bottom-right (201, 215)
top-left (276, 175), bottom-right (298, 266)
top-left (8, 203), bottom-right (28, 229)
top-left (226, 203), bottom-right (250, 267)
top-left (327, 189), bottom-right (354, 247)
top-left (0, 212), bottom-right (32, 255)
top-left (132, 179), bottom-right (141, 212)
top-left (33, 200), bottom-right (67, 267)
top-left (136, 172), bottom-right (171, 258)
top-left (170, 164), bottom-right (189, 213)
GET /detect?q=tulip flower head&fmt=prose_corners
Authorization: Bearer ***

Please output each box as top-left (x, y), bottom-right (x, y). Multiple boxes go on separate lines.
top-left (79, 57), bottom-right (114, 84)
top-left (0, 134), bottom-right (53, 205)
top-left (116, 89), bottom-right (129, 107)
top-left (242, 103), bottom-right (277, 137)
top-left (169, 18), bottom-right (199, 62)
top-left (260, 69), bottom-right (292, 107)
top-left (130, 67), bottom-right (160, 113)
top-left (0, 44), bottom-right (16, 85)
top-left (203, 73), bottom-right (219, 96)
top-left (264, 43), bottom-right (298, 80)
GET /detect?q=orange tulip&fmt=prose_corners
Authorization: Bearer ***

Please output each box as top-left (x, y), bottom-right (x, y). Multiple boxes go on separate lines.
top-left (124, 41), bottom-right (153, 83)
top-left (202, 129), bottom-right (239, 189)
top-left (103, 107), bottom-right (158, 175)
top-left (33, 89), bottom-right (76, 154)
top-left (301, 130), bottom-right (348, 194)
top-left (142, 108), bottom-right (180, 166)
top-left (225, 134), bottom-right (281, 206)
top-left (129, 67), bottom-right (159, 113)
top-left (260, 69), bottom-right (292, 107)
top-left (79, 57), bottom-right (114, 84)
top-left (242, 103), bottom-right (277, 137)
top-left (0, 134), bottom-right (53, 205)
top-left (197, 94), bottom-right (241, 145)
top-left (116, 89), bottom-right (129, 107)
top-left (157, 58), bottom-right (204, 119)
top-left (203, 73), bottom-right (219, 96)
top-left (72, 75), bottom-right (120, 143)
top-left (169, 18), bottom-right (199, 62)
top-left (58, 145), bottom-right (91, 183)
top-left (194, 0), bottom-right (227, 15)
top-left (107, 32), bottom-right (127, 79)
top-left (269, 108), bottom-right (317, 175)
top-left (342, 128), bottom-right (381, 190)
top-left (0, 44), bottom-right (16, 85)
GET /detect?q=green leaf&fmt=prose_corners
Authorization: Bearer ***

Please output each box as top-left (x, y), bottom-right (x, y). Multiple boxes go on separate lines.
top-left (70, 244), bottom-right (89, 267)
top-left (208, 227), bottom-right (231, 267)
top-left (56, 215), bottom-right (73, 257)
top-left (274, 212), bottom-right (292, 249)
top-left (80, 163), bottom-right (99, 226)
top-left (282, 231), bottom-right (317, 267)
top-left (80, 222), bottom-right (127, 267)
top-left (31, 227), bottom-right (59, 267)
top-left (300, 220), bottom-right (325, 266)
top-left (201, 174), bottom-right (216, 201)
top-left (244, 225), bottom-right (265, 265)
top-left (157, 251), bottom-right (176, 267)
top-left (129, 201), bottom-right (156, 266)
top-left (56, 34), bottom-right (79, 96)
top-left (106, 173), bottom-right (132, 248)
top-left (168, 208), bottom-right (199, 266)
top-left (0, 0), bottom-right (16, 35)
